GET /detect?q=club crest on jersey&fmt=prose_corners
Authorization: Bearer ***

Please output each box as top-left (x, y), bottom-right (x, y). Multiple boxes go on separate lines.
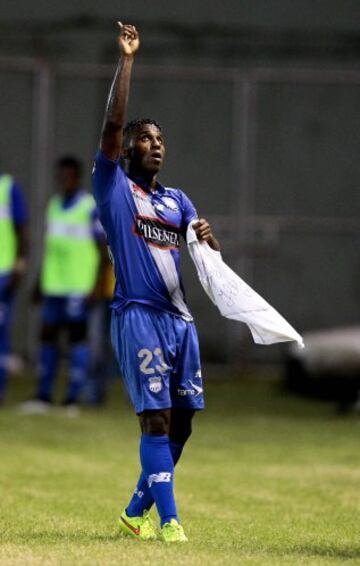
top-left (134, 215), bottom-right (180, 250)
top-left (148, 376), bottom-right (162, 393)
top-left (162, 197), bottom-right (179, 212)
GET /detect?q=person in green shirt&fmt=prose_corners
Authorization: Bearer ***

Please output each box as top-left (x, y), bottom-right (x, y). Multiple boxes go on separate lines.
top-left (21, 156), bottom-right (107, 414)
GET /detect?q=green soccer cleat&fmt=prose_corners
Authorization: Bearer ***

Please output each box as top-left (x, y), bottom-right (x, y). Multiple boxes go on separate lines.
top-left (118, 509), bottom-right (157, 541)
top-left (160, 519), bottom-right (188, 543)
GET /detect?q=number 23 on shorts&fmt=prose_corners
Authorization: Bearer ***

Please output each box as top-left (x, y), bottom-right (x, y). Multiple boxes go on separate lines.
top-left (138, 347), bottom-right (168, 375)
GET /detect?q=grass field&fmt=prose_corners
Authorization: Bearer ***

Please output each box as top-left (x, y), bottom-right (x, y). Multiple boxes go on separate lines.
top-left (1, 373), bottom-right (359, 565)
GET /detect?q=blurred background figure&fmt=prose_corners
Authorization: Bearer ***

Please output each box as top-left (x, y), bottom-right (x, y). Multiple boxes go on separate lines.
top-left (285, 327), bottom-right (360, 414)
top-left (0, 171), bottom-right (28, 404)
top-left (1, 2), bottom-right (360, 409)
top-left (87, 255), bottom-right (116, 405)
top-left (20, 156), bottom-right (107, 414)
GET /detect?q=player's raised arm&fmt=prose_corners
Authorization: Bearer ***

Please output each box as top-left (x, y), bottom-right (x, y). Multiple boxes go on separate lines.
top-left (99, 23), bottom-right (140, 161)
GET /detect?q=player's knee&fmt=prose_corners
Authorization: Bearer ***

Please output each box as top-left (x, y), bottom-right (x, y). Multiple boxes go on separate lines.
top-left (140, 409), bottom-right (170, 435)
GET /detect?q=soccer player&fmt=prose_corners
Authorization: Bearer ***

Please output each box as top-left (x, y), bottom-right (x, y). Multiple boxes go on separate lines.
top-left (92, 23), bottom-right (220, 542)
top-left (21, 156), bottom-right (107, 414)
top-left (0, 172), bottom-right (28, 403)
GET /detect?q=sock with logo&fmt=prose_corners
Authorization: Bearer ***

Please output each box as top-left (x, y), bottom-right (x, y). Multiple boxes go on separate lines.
top-left (65, 343), bottom-right (90, 403)
top-left (37, 343), bottom-right (59, 402)
top-left (126, 440), bottom-right (183, 517)
top-left (139, 434), bottom-right (178, 526)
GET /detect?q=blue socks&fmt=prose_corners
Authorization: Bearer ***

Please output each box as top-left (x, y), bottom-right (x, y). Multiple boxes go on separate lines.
top-left (126, 440), bottom-right (183, 518)
top-left (66, 344), bottom-right (90, 402)
top-left (37, 344), bottom-right (59, 401)
top-left (138, 434), bottom-right (179, 526)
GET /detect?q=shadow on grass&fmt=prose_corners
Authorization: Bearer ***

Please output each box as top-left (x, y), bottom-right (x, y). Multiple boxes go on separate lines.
top-left (9, 531), bottom-right (360, 559)
top-left (6, 530), bottom-right (160, 545)
top-left (276, 544), bottom-right (360, 560)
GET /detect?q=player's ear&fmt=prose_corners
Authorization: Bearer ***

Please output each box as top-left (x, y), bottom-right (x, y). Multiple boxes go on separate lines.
top-left (120, 148), bottom-right (127, 163)
top-left (121, 147), bottom-right (131, 160)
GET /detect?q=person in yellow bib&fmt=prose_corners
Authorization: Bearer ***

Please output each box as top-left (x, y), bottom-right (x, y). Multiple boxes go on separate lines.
top-left (21, 156), bottom-right (107, 414)
top-left (0, 172), bottom-right (28, 403)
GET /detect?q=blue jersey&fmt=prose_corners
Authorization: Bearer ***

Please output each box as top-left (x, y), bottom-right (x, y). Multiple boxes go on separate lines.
top-left (92, 150), bottom-right (197, 320)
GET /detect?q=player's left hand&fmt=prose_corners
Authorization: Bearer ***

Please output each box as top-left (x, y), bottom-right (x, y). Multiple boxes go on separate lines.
top-left (193, 218), bottom-right (213, 242)
top-left (193, 218), bottom-right (221, 251)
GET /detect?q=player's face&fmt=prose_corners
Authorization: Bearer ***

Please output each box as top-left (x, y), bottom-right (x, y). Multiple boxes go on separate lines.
top-left (128, 125), bottom-right (165, 175)
top-left (57, 166), bottom-right (80, 195)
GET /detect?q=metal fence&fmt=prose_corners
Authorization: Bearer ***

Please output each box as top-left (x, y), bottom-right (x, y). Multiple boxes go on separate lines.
top-left (1, 57), bottom-right (359, 362)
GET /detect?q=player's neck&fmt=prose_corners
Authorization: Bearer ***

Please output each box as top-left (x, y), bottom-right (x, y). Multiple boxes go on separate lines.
top-left (129, 167), bottom-right (157, 192)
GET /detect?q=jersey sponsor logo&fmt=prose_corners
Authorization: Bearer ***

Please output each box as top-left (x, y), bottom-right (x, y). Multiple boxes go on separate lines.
top-left (148, 472), bottom-right (172, 488)
top-left (134, 215), bottom-right (180, 250)
top-left (148, 376), bottom-right (163, 393)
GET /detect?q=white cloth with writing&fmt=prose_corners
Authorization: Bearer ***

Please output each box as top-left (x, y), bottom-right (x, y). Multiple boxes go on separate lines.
top-left (186, 222), bottom-right (304, 348)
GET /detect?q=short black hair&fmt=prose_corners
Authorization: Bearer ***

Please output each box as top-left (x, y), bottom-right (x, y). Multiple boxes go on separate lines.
top-left (56, 155), bottom-right (82, 176)
top-left (123, 118), bottom-right (163, 149)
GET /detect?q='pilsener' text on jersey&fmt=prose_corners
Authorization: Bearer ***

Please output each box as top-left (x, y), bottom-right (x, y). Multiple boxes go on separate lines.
top-left (92, 151), bottom-right (197, 320)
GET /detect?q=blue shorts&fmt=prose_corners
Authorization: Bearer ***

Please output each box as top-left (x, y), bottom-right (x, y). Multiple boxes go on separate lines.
top-left (42, 296), bottom-right (89, 326)
top-left (111, 304), bottom-right (204, 414)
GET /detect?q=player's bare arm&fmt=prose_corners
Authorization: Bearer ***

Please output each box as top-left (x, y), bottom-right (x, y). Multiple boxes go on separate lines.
top-left (100, 23), bottom-right (140, 160)
top-left (193, 218), bottom-right (221, 251)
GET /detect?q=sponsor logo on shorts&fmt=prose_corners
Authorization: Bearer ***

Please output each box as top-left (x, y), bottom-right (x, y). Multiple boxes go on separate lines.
top-left (177, 388), bottom-right (196, 397)
top-left (148, 472), bottom-right (172, 488)
top-left (177, 381), bottom-right (203, 397)
top-left (148, 376), bottom-right (163, 393)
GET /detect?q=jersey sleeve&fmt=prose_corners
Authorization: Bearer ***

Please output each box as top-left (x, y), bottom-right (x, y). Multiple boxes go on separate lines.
top-left (92, 150), bottom-right (125, 206)
top-left (10, 182), bottom-right (28, 225)
top-left (179, 190), bottom-right (198, 231)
